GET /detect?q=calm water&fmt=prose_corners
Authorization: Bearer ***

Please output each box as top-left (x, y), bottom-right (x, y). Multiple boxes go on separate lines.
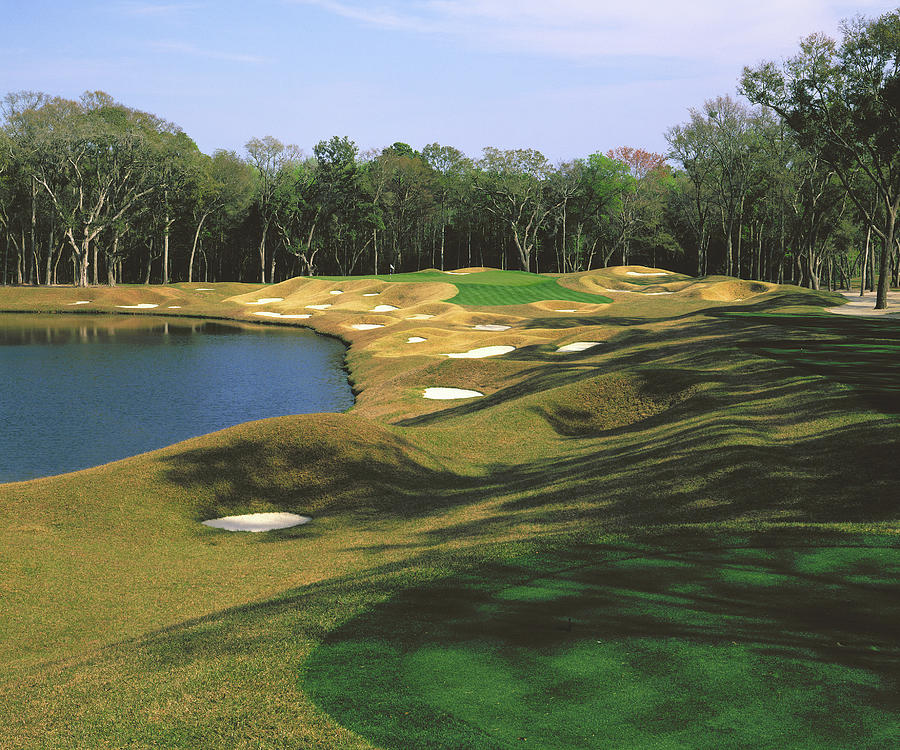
top-left (0, 314), bottom-right (354, 483)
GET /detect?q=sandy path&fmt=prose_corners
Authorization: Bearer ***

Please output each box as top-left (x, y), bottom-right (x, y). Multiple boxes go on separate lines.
top-left (828, 291), bottom-right (900, 319)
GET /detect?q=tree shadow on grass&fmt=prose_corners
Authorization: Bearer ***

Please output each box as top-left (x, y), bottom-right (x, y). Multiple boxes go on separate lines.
top-left (302, 535), bottom-right (900, 750)
top-left (160, 418), bottom-right (486, 524)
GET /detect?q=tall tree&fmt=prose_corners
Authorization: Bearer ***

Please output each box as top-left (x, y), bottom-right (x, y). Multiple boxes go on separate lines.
top-left (741, 9), bottom-right (900, 308)
top-left (245, 135), bottom-right (300, 283)
top-left (475, 148), bottom-right (557, 272)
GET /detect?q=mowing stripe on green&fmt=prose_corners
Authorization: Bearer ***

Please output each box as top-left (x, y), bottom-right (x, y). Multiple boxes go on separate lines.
top-left (316, 270), bottom-right (612, 306)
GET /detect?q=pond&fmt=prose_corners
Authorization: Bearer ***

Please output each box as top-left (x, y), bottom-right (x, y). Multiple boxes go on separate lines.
top-left (0, 314), bottom-right (354, 483)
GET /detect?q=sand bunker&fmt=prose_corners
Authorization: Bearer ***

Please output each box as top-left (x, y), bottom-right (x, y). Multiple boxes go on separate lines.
top-left (350, 323), bottom-right (384, 330)
top-left (195, 288), bottom-right (214, 291)
top-left (253, 311), bottom-right (311, 319)
top-left (423, 387), bottom-right (483, 399)
top-left (202, 512), bottom-right (311, 532)
top-left (445, 271), bottom-right (471, 275)
top-left (828, 291), bottom-right (900, 319)
top-left (68, 301), bottom-right (91, 305)
top-left (362, 293), bottom-right (379, 297)
top-left (372, 304), bottom-right (399, 312)
top-left (167, 305), bottom-right (182, 309)
top-left (116, 303), bottom-right (159, 309)
top-left (444, 345), bottom-right (515, 359)
top-left (245, 297), bottom-right (284, 305)
top-left (644, 292), bottom-right (674, 296)
top-left (556, 341), bottom-right (601, 353)
top-left (555, 308), bottom-right (577, 312)
top-left (627, 271), bottom-right (668, 277)
top-left (305, 304), bottom-right (331, 310)
top-left (407, 336), bottom-right (427, 343)
top-left (698, 281), bottom-right (772, 301)
top-left (473, 324), bottom-right (511, 331)
top-left (329, 290), bottom-right (344, 295)
top-left (407, 314), bottom-right (434, 320)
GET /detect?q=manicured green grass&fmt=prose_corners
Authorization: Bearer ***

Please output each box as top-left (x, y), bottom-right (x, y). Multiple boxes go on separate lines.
top-left (318, 269), bottom-right (613, 306)
top-left (304, 537), bottom-right (900, 749)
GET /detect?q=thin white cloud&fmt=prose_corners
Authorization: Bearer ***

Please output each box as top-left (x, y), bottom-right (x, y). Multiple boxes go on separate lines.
top-left (293, 0), bottom-right (898, 64)
top-left (150, 41), bottom-right (269, 64)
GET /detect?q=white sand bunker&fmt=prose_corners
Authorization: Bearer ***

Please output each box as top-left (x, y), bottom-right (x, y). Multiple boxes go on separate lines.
top-left (423, 387), bottom-right (483, 399)
top-left (116, 303), bottom-right (159, 309)
top-left (407, 314), bottom-right (434, 320)
top-left (555, 308), bottom-right (577, 312)
top-left (407, 336), bottom-right (427, 343)
top-left (473, 324), bottom-right (511, 331)
top-left (556, 341), bottom-right (601, 353)
top-left (362, 292), bottom-right (379, 297)
top-left (372, 304), bottom-right (399, 312)
top-left (444, 345), bottom-right (515, 359)
top-left (167, 305), bottom-right (182, 309)
top-left (305, 304), bottom-right (331, 310)
top-left (350, 323), bottom-right (384, 330)
top-left (68, 300), bottom-right (91, 305)
top-left (245, 297), bottom-right (284, 305)
top-left (445, 271), bottom-right (471, 275)
top-left (195, 288), bottom-right (214, 291)
top-left (626, 271), bottom-right (668, 277)
top-left (202, 512), bottom-right (311, 532)
top-left (330, 290), bottom-right (344, 295)
top-left (253, 311), bottom-right (311, 319)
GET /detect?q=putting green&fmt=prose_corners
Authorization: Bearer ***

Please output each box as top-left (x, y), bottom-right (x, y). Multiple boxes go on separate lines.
top-left (318, 270), bottom-right (613, 306)
top-left (303, 540), bottom-right (900, 749)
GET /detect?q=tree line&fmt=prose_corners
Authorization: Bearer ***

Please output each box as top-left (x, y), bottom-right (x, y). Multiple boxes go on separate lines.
top-left (1, 10), bottom-right (897, 306)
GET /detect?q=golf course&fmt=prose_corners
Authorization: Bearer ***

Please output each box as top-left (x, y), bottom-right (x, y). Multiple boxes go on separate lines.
top-left (1, 266), bottom-right (898, 749)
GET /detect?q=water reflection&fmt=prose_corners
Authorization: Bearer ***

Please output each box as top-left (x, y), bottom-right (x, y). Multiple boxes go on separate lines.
top-left (0, 314), bottom-right (354, 483)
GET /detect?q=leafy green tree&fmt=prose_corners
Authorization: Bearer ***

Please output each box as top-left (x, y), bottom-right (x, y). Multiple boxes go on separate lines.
top-left (245, 135), bottom-right (301, 283)
top-left (741, 9), bottom-right (900, 307)
top-left (187, 149), bottom-right (254, 282)
top-left (422, 143), bottom-right (471, 271)
top-left (475, 148), bottom-right (557, 272)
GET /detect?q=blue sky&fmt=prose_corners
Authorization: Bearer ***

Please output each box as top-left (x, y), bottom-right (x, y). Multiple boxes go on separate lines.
top-left (2, 1), bottom-right (895, 161)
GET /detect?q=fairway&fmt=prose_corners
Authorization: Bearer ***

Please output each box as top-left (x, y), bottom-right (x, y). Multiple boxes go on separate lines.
top-left (305, 539), bottom-right (900, 749)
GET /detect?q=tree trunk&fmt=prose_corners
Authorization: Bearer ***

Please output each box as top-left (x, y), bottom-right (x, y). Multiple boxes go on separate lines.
top-left (860, 224), bottom-right (871, 295)
top-left (874, 203), bottom-right (897, 309)
top-left (188, 212), bottom-right (209, 284)
top-left (107, 231), bottom-right (119, 287)
top-left (144, 238), bottom-right (153, 284)
top-left (258, 220), bottom-right (269, 284)
top-left (163, 209), bottom-right (170, 285)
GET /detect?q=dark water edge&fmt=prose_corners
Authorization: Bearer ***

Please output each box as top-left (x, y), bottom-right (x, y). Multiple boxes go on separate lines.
top-left (0, 314), bottom-right (354, 483)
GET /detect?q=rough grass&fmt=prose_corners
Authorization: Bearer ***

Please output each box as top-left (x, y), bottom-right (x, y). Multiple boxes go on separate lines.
top-left (0, 265), bottom-right (897, 749)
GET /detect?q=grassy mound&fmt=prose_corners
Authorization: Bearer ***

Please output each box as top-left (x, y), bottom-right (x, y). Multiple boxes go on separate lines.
top-left (304, 537), bottom-right (900, 750)
top-left (539, 369), bottom-right (705, 436)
